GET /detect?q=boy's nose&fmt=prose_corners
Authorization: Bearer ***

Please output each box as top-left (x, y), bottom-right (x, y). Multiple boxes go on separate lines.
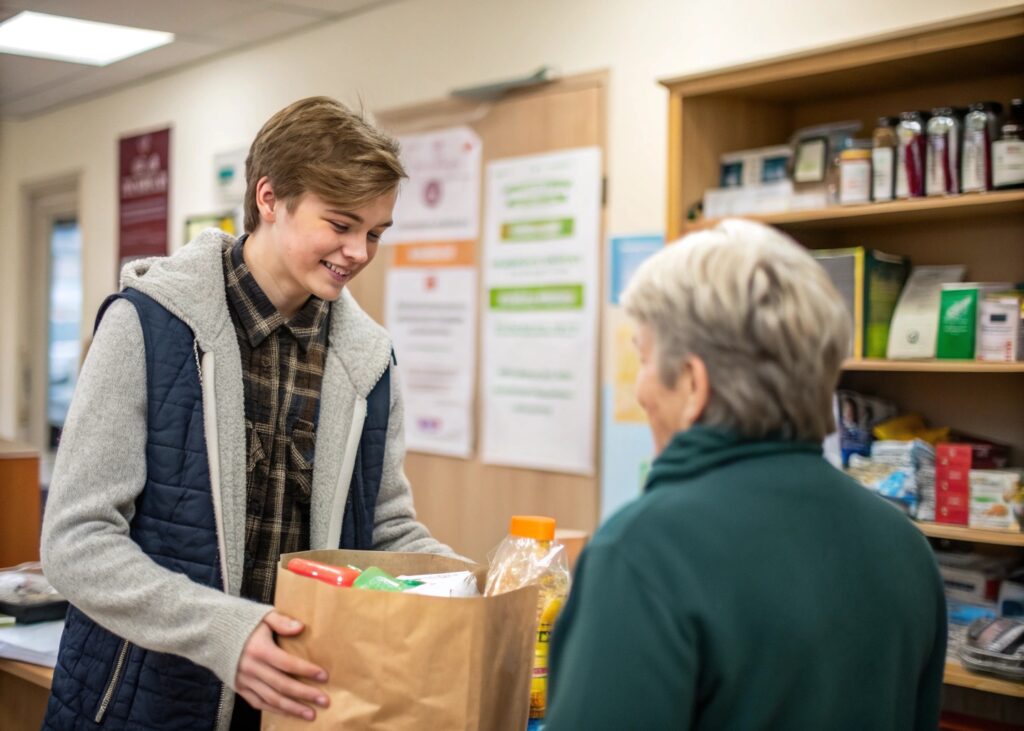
top-left (343, 241), bottom-right (369, 265)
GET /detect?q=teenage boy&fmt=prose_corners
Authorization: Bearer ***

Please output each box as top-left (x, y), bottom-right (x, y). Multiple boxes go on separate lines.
top-left (41, 96), bottom-right (453, 730)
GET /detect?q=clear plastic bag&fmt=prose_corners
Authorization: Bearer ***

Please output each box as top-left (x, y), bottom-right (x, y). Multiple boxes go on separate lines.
top-left (484, 517), bottom-right (572, 724)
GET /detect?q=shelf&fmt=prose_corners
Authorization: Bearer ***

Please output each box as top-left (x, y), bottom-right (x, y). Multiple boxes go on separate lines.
top-left (685, 190), bottom-right (1024, 233)
top-left (843, 360), bottom-right (1024, 374)
top-left (659, 9), bottom-right (1024, 102)
top-left (944, 661), bottom-right (1024, 698)
top-left (916, 522), bottom-right (1024, 547)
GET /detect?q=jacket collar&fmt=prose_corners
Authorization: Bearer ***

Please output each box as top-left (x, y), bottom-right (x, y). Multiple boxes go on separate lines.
top-left (645, 425), bottom-right (822, 492)
top-left (120, 229), bottom-right (391, 396)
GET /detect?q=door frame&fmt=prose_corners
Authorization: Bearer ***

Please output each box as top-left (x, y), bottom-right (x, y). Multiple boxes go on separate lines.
top-left (19, 174), bottom-right (80, 456)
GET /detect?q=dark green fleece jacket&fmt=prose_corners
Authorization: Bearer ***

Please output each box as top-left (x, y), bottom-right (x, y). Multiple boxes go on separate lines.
top-left (546, 426), bottom-right (946, 731)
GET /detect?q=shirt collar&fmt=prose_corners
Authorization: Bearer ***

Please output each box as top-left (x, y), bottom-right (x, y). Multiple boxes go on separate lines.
top-left (224, 234), bottom-right (329, 351)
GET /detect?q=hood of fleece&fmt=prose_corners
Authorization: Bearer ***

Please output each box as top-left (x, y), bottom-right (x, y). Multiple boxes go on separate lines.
top-left (119, 228), bottom-right (393, 397)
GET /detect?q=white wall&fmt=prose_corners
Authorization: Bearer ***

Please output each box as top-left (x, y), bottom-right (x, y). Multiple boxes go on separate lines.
top-left (0, 0), bottom-right (1018, 438)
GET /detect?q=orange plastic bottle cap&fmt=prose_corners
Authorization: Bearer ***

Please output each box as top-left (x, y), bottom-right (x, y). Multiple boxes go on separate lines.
top-left (509, 515), bottom-right (556, 541)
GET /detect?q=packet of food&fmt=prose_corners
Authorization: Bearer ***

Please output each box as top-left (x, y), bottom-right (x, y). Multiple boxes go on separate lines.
top-left (398, 571), bottom-right (480, 598)
top-left (286, 558), bottom-right (361, 588)
top-left (352, 566), bottom-right (423, 592)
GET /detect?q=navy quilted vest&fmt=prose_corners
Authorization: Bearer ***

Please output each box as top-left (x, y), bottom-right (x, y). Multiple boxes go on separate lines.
top-left (43, 288), bottom-right (389, 730)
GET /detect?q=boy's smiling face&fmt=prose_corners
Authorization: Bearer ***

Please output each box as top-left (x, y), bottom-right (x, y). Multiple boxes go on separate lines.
top-left (286, 189), bottom-right (395, 300)
top-left (258, 184), bottom-right (396, 306)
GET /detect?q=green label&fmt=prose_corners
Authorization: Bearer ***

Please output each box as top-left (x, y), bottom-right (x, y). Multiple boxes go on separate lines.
top-left (501, 218), bottom-right (575, 242)
top-left (936, 288), bottom-right (978, 359)
top-left (489, 285), bottom-right (584, 311)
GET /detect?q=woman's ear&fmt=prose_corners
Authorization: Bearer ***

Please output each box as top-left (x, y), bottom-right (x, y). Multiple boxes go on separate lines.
top-left (680, 355), bottom-right (710, 429)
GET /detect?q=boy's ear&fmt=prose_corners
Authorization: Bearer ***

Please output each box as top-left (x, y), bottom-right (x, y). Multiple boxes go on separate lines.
top-left (255, 176), bottom-right (278, 223)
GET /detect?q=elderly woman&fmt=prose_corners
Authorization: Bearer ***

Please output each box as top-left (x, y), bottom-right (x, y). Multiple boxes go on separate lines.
top-left (545, 220), bottom-right (945, 730)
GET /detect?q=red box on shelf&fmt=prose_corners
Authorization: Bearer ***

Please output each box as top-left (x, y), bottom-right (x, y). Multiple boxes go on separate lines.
top-left (935, 443), bottom-right (972, 525)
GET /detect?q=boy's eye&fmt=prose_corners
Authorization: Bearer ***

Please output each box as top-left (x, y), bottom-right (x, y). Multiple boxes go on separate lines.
top-left (330, 221), bottom-right (348, 233)
top-left (368, 232), bottom-right (382, 243)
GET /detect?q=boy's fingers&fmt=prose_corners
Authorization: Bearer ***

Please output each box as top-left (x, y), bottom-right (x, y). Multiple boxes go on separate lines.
top-left (238, 688), bottom-right (266, 711)
top-left (265, 642), bottom-right (328, 682)
top-left (264, 611), bottom-right (304, 636)
top-left (254, 662), bottom-right (329, 708)
top-left (248, 677), bottom-right (316, 721)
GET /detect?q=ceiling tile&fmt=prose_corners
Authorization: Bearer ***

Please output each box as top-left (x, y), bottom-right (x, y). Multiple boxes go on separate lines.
top-left (272, 0), bottom-right (385, 16)
top-left (0, 0), bottom-right (394, 118)
top-left (0, 53), bottom-right (88, 103)
top-left (1, 0), bottom-right (257, 34)
top-left (0, 38), bottom-right (219, 117)
top-left (198, 8), bottom-right (325, 45)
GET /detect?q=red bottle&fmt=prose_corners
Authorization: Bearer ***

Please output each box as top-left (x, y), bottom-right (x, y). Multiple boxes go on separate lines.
top-left (287, 558), bottom-right (361, 587)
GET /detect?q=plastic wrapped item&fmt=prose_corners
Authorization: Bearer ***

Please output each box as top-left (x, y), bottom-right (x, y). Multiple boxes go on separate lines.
top-left (352, 566), bottom-right (423, 592)
top-left (959, 617), bottom-right (1024, 680)
top-left (286, 558), bottom-right (361, 587)
top-left (846, 439), bottom-right (935, 516)
top-left (873, 414), bottom-right (950, 445)
top-left (0, 562), bottom-right (68, 624)
top-left (836, 390), bottom-right (898, 466)
top-left (398, 571), bottom-right (480, 598)
top-left (847, 455), bottom-right (918, 514)
top-left (485, 516), bottom-right (571, 726)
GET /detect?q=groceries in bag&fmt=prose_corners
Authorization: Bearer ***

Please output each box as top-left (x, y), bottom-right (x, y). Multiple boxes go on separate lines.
top-left (484, 516), bottom-right (571, 728)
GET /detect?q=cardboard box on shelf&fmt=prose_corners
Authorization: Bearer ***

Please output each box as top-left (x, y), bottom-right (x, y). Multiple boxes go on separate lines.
top-left (936, 444), bottom-right (972, 526)
top-left (968, 469), bottom-right (1023, 531)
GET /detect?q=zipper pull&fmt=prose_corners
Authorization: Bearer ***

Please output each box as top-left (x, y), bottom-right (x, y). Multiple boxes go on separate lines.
top-left (193, 340), bottom-right (203, 381)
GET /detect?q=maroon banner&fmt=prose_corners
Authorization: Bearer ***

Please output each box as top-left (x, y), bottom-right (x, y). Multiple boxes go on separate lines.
top-left (119, 128), bottom-right (170, 271)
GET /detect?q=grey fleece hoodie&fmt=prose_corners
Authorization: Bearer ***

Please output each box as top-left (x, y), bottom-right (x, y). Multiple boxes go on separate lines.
top-left (41, 230), bottom-right (453, 730)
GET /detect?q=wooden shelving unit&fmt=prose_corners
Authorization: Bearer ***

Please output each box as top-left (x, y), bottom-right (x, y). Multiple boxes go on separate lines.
top-left (843, 360), bottom-right (1024, 374)
top-left (661, 6), bottom-right (1024, 708)
top-left (684, 190), bottom-right (1024, 232)
top-left (944, 662), bottom-right (1024, 699)
top-left (915, 522), bottom-right (1024, 547)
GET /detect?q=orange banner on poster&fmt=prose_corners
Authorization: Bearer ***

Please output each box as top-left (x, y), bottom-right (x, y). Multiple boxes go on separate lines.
top-left (393, 240), bottom-right (476, 268)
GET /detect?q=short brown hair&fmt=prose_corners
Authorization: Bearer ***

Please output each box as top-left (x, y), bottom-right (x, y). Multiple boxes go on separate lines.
top-left (244, 96), bottom-right (406, 232)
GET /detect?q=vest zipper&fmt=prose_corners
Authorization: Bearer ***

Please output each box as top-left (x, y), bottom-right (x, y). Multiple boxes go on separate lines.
top-left (215, 689), bottom-right (227, 730)
top-left (94, 639), bottom-right (131, 723)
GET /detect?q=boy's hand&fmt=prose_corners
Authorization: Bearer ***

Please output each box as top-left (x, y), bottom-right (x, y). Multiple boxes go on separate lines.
top-left (236, 611), bottom-right (330, 722)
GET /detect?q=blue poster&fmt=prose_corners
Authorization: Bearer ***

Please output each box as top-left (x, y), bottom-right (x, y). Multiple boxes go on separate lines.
top-left (601, 234), bottom-right (662, 521)
top-left (609, 234), bottom-right (663, 305)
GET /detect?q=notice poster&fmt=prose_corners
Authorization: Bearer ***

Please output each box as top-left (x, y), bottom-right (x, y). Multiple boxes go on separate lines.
top-left (386, 242), bottom-right (478, 457)
top-left (481, 147), bottom-right (602, 475)
top-left (607, 235), bottom-right (663, 424)
top-left (119, 128), bottom-right (170, 270)
top-left (388, 126), bottom-right (482, 245)
top-left (601, 234), bottom-right (662, 519)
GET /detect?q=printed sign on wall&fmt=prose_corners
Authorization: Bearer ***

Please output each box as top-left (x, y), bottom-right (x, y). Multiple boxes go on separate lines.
top-left (119, 128), bottom-right (170, 271)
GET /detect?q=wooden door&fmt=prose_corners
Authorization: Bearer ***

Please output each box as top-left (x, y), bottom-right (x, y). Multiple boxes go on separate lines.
top-left (348, 72), bottom-right (607, 561)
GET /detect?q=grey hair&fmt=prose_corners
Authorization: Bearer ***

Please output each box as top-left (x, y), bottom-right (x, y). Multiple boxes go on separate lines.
top-left (621, 219), bottom-right (850, 442)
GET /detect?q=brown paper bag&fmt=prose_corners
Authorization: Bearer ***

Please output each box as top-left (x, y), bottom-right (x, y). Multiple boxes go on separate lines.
top-left (261, 549), bottom-right (538, 731)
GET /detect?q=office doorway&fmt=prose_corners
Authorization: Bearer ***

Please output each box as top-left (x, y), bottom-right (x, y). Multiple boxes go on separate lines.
top-left (21, 177), bottom-right (80, 488)
top-left (45, 218), bottom-right (83, 451)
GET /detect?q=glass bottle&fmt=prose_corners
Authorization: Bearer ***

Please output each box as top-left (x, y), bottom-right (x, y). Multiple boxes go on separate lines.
top-left (896, 111), bottom-right (930, 198)
top-left (962, 102), bottom-right (1004, 193)
top-left (993, 123), bottom-right (1024, 190)
top-left (926, 107), bottom-right (964, 196)
top-left (872, 117), bottom-right (899, 202)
